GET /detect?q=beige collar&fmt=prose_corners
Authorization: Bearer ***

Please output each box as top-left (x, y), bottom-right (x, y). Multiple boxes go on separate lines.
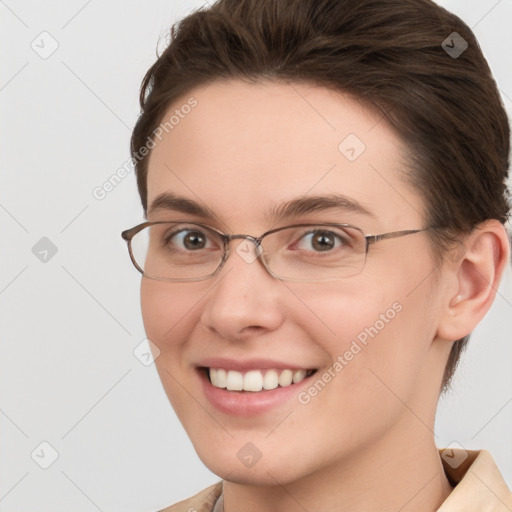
top-left (437, 449), bottom-right (512, 511)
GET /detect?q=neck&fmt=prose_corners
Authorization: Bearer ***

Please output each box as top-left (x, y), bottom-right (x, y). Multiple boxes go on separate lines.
top-left (222, 426), bottom-right (454, 512)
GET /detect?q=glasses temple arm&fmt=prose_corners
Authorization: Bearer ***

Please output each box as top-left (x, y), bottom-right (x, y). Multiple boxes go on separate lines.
top-left (366, 228), bottom-right (428, 245)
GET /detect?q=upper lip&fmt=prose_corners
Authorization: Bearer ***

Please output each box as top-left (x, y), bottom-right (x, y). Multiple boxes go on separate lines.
top-left (197, 357), bottom-right (317, 372)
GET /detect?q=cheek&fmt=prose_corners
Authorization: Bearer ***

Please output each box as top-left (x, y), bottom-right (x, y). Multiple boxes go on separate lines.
top-left (140, 280), bottom-right (167, 346)
top-left (140, 279), bottom-right (203, 416)
top-left (291, 282), bottom-right (403, 349)
top-left (140, 279), bottom-right (197, 347)
top-left (140, 279), bottom-right (205, 412)
top-left (296, 280), bottom-right (433, 398)
top-left (293, 290), bottom-right (430, 446)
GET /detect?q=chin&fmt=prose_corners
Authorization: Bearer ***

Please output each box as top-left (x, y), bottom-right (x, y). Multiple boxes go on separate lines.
top-left (194, 443), bottom-right (314, 486)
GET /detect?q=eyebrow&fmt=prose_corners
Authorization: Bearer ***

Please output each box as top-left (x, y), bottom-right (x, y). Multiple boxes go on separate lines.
top-left (147, 192), bottom-right (375, 224)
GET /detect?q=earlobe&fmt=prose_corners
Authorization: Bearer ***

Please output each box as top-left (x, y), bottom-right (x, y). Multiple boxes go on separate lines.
top-left (436, 220), bottom-right (510, 342)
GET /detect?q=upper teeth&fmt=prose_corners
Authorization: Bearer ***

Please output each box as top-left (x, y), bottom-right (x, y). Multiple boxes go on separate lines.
top-left (209, 368), bottom-right (314, 392)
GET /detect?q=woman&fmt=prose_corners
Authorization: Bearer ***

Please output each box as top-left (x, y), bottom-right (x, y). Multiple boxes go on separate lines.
top-left (122, 0), bottom-right (512, 509)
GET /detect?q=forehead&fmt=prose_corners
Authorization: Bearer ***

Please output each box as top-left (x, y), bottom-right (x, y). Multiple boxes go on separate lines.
top-left (146, 79), bottom-right (424, 230)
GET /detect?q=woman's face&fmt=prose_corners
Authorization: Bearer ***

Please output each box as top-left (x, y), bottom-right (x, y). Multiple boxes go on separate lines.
top-left (141, 80), bottom-right (451, 485)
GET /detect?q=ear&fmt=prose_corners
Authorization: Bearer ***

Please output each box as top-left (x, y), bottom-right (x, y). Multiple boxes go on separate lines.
top-left (436, 219), bottom-right (510, 341)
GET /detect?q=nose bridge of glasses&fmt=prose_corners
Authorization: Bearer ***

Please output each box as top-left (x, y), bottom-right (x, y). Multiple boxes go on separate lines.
top-left (226, 234), bottom-right (262, 257)
top-left (221, 233), bottom-right (268, 272)
top-left (224, 233), bottom-right (264, 257)
top-left (227, 233), bottom-right (261, 244)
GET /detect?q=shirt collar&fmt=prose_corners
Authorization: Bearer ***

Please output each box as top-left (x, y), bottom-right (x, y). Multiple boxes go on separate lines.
top-left (437, 449), bottom-right (512, 511)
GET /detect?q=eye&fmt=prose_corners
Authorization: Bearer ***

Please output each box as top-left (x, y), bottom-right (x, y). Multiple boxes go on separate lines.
top-left (295, 229), bottom-right (348, 252)
top-left (164, 228), bottom-right (212, 251)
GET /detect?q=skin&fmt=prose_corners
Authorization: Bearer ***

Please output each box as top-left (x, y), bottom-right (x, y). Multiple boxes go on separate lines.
top-left (140, 79), bottom-right (509, 512)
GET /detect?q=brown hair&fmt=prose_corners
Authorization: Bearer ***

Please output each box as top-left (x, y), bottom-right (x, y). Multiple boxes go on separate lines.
top-left (130, 0), bottom-right (510, 394)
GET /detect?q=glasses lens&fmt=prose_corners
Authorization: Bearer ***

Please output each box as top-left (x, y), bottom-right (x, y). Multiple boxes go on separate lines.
top-left (261, 224), bottom-right (367, 281)
top-left (130, 222), bottom-right (224, 280)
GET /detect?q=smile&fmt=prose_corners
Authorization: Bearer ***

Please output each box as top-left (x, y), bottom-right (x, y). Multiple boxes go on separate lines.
top-left (206, 367), bottom-right (317, 392)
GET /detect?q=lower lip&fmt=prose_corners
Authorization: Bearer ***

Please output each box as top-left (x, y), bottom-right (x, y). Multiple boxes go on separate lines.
top-left (198, 368), bottom-right (317, 417)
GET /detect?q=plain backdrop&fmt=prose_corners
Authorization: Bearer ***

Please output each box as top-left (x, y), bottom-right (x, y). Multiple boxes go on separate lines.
top-left (1, 1), bottom-right (511, 511)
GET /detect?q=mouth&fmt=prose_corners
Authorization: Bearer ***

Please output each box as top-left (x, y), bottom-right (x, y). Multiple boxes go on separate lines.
top-left (200, 367), bottom-right (318, 392)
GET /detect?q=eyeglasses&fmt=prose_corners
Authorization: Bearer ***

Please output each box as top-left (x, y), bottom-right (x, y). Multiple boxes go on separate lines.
top-left (121, 220), bottom-right (429, 283)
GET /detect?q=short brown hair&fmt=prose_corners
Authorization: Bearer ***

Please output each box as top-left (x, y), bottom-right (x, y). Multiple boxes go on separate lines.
top-left (130, 0), bottom-right (510, 394)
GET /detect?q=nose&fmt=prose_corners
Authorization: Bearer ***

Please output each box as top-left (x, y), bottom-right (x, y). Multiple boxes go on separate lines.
top-left (199, 238), bottom-right (286, 342)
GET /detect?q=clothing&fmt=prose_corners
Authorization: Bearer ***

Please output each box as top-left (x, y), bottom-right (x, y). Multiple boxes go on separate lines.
top-left (159, 449), bottom-right (512, 511)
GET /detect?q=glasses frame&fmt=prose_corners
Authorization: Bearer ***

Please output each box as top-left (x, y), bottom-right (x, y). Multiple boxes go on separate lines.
top-left (121, 220), bottom-right (429, 283)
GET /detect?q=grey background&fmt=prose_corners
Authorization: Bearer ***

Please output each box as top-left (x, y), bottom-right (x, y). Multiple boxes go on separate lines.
top-left (1, 1), bottom-right (511, 511)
